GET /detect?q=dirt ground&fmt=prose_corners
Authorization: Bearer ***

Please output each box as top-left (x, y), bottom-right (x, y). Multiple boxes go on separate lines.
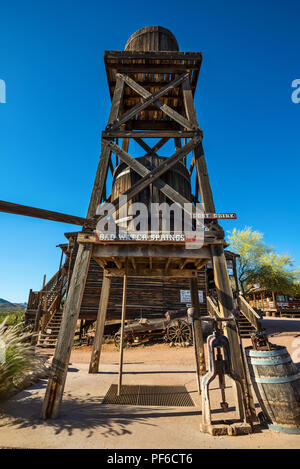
top-left (0, 317), bottom-right (299, 449)
top-left (66, 317), bottom-right (300, 366)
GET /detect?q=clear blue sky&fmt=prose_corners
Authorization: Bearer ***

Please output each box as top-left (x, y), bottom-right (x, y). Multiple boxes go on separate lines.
top-left (0, 0), bottom-right (299, 302)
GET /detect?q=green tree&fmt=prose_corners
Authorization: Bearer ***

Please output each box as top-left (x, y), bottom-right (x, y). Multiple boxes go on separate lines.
top-left (227, 227), bottom-right (300, 296)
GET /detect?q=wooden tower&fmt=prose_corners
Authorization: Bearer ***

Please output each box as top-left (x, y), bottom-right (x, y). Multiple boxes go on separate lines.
top-left (41, 26), bottom-right (250, 419)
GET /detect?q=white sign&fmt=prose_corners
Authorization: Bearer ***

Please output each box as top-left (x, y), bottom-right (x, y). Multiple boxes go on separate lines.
top-left (180, 290), bottom-right (203, 304)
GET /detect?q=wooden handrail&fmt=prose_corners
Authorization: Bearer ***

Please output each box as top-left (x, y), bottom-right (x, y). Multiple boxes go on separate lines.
top-left (238, 295), bottom-right (260, 330)
top-left (207, 296), bottom-right (221, 319)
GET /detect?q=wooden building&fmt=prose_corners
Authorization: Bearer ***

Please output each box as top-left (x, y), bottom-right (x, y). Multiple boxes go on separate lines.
top-left (247, 287), bottom-right (300, 317)
top-left (25, 234), bottom-right (257, 344)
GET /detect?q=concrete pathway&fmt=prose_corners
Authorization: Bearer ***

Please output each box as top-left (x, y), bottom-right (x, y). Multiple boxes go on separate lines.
top-left (0, 362), bottom-right (299, 449)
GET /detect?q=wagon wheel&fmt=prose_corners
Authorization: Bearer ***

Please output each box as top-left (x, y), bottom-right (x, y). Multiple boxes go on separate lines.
top-left (166, 319), bottom-right (192, 345)
top-left (114, 331), bottom-right (131, 349)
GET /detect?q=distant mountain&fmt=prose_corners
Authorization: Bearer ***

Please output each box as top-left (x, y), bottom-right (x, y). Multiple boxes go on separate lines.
top-left (0, 298), bottom-right (27, 310)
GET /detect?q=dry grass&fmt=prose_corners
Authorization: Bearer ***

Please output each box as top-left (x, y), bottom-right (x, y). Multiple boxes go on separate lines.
top-left (0, 319), bottom-right (46, 400)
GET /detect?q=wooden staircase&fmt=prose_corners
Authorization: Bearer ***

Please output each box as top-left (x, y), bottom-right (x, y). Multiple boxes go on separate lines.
top-left (38, 310), bottom-right (63, 347)
top-left (207, 295), bottom-right (261, 338)
top-left (236, 310), bottom-right (257, 337)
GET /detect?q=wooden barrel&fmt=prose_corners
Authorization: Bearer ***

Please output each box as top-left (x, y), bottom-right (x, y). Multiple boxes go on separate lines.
top-left (111, 156), bottom-right (192, 230)
top-left (111, 155), bottom-right (192, 204)
top-left (246, 345), bottom-right (300, 433)
top-left (125, 26), bottom-right (179, 52)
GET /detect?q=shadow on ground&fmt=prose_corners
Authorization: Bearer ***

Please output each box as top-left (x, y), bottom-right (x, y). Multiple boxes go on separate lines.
top-left (0, 381), bottom-right (200, 439)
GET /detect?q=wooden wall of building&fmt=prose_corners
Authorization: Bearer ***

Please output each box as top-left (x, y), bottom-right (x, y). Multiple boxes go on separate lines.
top-left (79, 258), bottom-right (207, 321)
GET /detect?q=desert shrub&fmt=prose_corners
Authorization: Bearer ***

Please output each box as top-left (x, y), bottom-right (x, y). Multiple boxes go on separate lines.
top-left (0, 319), bottom-right (44, 400)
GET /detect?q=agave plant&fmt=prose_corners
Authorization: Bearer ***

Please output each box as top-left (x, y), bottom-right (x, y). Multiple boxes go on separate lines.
top-left (0, 318), bottom-right (44, 400)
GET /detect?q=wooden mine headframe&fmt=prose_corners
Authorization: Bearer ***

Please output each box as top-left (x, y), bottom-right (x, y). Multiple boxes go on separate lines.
top-left (40, 26), bottom-right (251, 420)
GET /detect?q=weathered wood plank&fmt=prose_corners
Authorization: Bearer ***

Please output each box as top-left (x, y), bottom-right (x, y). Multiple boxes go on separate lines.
top-left (190, 277), bottom-right (206, 377)
top-left (89, 274), bottom-right (111, 374)
top-left (91, 243), bottom-right (211, 259)
top-left (102, 267), bottom-right (198, 278)
top-left (87, 76), bottom-right (125, 217)
top-left (102, 130), bottom-right (198, 138)
top-left (0, 200), bottom-right (87, 226)
top-left (120, 74), bottom-right (196, 130)
top-left (101, 135), bottom-right (201, 216)
top-left (118, 268), bottom-right (128, 395)
top-left (107, 73), bottom-right (189, 132)
top-left (41, 243), bottom-right (92, 419)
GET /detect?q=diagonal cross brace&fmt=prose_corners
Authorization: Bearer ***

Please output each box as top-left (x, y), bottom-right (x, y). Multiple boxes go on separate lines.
top-left (134, 137), bottom-right (169, 156)
top-left (108, 73), bottom-right (196, 131)
top-left (99, 137), bottom-right (201, 220)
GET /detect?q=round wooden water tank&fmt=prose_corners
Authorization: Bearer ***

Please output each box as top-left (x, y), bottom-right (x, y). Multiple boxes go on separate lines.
top-left (125, 26), bottom-right (179, 52)
top-left (111, 156), bottom-right (192, 229)
top-left (112, 156), bottom-right (191, 205)
top-left (246, 345), bottom-right (300, 434)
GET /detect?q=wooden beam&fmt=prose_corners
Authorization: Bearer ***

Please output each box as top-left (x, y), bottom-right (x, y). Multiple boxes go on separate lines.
top-left (118, 264), bottom-right (128, 395)
top-left (101, 135), bottom-right (201, 217)
top-left (0, 200), bottom-right (87, 226)
top-left (107, 73), bottom-right (189, 131)
top-left (112, 257), bottom-right (122, 269)
top-left (103, 267), bottom-right (197, 278)
top-left (120, 74), bottom-right (196, 130)
top-left (165, 258), bottom-right (171, 273)
top-left (115, 64), bottom-right (199, 74)
top-left (130, 257), bottom-right (136, 271)
top-left (90, 243), bottom-right (211, 259)
top-left (102, 130), bottom-right (198, 138)
top-left (89, 274), bottom-right (111, 374)
top-left (41, 243), bottom-right (92, 419)
top-left (104, 50), bottom-right (202, 61)
top-left (179, 259), bottom-right (190, 270)
top-left (87, 75), bottom-right (125, 217)
top-left (190, 278), bottom-right (206, 377)
top-left (134, 137), bottom-right (169, 156)
top-left (97, 258), bottom-right (107, 270)
top-left (181, 80), bottom-right (215, 213)
top-left (103, 138), bottom-right (193, 209)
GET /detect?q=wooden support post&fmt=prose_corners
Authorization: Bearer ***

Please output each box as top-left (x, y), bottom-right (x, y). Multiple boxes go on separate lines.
top-left (182, 77), bottom-right (256, 421)
top-left (210, 245), bottom-right (242, 374)
top-left (89, 274), bottom-right (111, 373)
top-left (190, 278), bottom-right (206, 379)
top-left (87, 76), bottom-right (125, 217)
top-left (210, 244), bottom-right (256, 421)
top-left (32, 274), bottom-right (46, 346)
top-left (41, 243), bottom-right (92, 419)
top-left (118, 264), bottom-right (128, 396)
top-left (181, 80), bottom-right (215, 214)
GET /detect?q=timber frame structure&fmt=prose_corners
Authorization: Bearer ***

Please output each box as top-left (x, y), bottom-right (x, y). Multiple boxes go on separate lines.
top-left (39, 35), bottom-right (257, 423)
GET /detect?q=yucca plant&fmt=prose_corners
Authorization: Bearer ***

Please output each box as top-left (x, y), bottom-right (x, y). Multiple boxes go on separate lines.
top-left (0, 319), bottom-right (44, 400)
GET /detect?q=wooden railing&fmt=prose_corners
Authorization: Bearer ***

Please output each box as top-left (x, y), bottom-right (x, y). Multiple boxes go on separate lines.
top-left (238, 294), bottom-right (261, 330)
top-left (207, 296), bottom-right (221, 319)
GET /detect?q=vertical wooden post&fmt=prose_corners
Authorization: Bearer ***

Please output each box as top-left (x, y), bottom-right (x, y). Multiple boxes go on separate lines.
top-left (32, 274), bottom-right (46, 346)
top-left (118, 265), bottom-right (128, 396)
top-left (41, 243), bottom-right (92, 419)
top-left (210, 244), bottom-right (243, 375)
top-left (87, 76), bottom-right (125, 218)
top-left (182, 77), bottom-right (256, 420)
top-left (89, 274), bottom-right (111, 373)
top-left (190, 278), bottom-right (206, 378)
top-left (232, 254), bottom-right (240, 303)
top-left (272, 291), bottom-right (276, 310)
